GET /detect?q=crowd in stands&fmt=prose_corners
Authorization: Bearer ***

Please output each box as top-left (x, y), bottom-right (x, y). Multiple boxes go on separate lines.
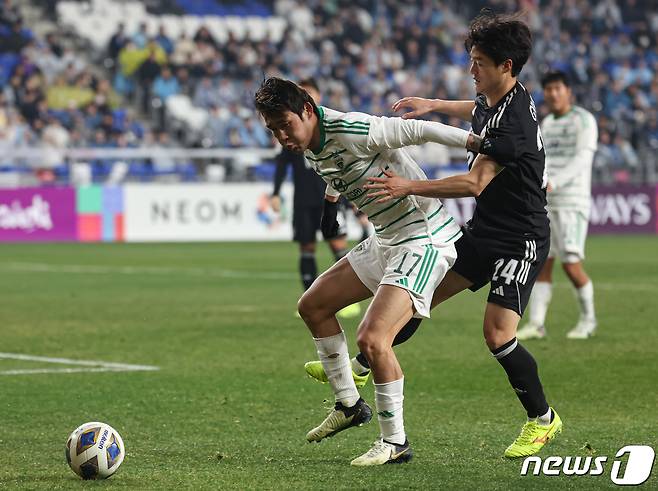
top-left (1, 0), bottom-right (657, 184)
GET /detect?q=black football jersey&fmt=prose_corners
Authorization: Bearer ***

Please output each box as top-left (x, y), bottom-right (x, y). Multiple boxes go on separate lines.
top-left (273, 149), bottom-right (327, 208)
top-left (467, 82), bottom-right (549, 242)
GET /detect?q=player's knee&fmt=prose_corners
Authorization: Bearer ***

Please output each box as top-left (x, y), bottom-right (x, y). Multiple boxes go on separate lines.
top-left (297, 291), bottom-right (320, 324)
top-left (483, 323), bottom-right (509, 350)
top-left (356, 325), bottom-right (388, 360)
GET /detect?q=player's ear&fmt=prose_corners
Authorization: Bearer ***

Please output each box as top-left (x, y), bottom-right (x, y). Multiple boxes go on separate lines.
top-left (303, 102), bottom-right (314, 120)
top-left (501, 59), bottom-right (513, 75)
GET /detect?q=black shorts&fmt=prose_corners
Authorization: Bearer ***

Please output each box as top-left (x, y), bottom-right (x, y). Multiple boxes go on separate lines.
top-left (292, 205), bottom-right (347, 244)
top-left (451, 227), bottom-right (549, 316)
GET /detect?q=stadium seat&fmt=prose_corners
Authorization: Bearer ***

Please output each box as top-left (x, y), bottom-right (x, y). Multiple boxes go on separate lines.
top-left (224, 16), bottom-right (247, 41)
top-left (245, 17), bottom-right (267, 42)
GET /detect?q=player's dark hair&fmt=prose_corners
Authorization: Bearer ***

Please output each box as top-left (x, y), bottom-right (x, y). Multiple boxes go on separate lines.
top-left (298, 77), bottom-right (319, 92)
top-left (254, 77), bottom-right (318, 119)
top-left (540, 70), bottom-right (571, 88)
top-left (465, 9), bottom-right (532, 77)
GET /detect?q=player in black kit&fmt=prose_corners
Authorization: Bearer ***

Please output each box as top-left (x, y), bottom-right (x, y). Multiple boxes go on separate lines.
top-left (362, 11), bottom-right (562, 458)
top-left (270, 79), bottom-right (361, 318)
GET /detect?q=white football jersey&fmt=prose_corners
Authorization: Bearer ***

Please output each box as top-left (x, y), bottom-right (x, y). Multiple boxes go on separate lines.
top-left (304, 106), bottom-right (464, 247)
top-left (541, 105), bottom-right (598, 213)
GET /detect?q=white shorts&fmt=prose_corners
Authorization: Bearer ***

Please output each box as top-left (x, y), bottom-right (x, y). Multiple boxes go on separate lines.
top-left (347, 236), bottom-right (457, 318)
top-left (548, 208), bottom-right (589, 263)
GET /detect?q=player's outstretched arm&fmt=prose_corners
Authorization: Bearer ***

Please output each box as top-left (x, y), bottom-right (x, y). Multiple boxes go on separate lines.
top-left (364, 154), bottom-right (502, 202)
top-left (392, 97), bottom-right (475, 122)
top-left (365, 116), bottom-right (482, 153)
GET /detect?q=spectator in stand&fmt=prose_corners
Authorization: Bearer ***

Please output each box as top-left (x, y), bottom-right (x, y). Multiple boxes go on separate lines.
top-left (152, 66), bottom-right (180, 101)
top-left (193, 25), bottom-right (218, 50)
top-left (193, 77), bottom-right (219, 109)
top-left (155, 25), bottom-right (174, 56)
top-left (204, 104), bottom-right (228, 147)
top-left (170, 32), bottom-right (195, 67)
top-left (238, 116), bottom-right (270, 148)
top-left (132, 22), bottom-right (149, 50)
top-left (107, 23), bottom-right (128, 61)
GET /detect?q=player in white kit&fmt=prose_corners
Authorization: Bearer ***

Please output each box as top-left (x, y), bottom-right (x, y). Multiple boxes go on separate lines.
top-left (255, 77), bottom-right (484, 466)
top-left (518, 71), bottom-right (598, 340)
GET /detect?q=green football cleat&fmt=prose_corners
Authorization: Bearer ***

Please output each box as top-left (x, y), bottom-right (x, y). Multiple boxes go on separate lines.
top-left (304, 360), bottom-right (370, 388)
top-left (504, 408), bottom-right (563, 458)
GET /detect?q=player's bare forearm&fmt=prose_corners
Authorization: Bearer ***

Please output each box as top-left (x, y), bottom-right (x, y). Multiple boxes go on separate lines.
top-left (411, 155), bottom-right (501, 198)
top-left (364, 154), bottom-right (501, 202)
top-left (432, 100), bottom-right (476, 122)
top-left (392, 97), bottom-right (475, 122)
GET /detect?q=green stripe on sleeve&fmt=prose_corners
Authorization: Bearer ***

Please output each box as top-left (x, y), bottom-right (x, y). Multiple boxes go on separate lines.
top-left (323, 119), bottom-right (370, 129)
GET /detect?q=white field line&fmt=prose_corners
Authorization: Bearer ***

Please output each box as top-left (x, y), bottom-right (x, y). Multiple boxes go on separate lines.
top-left (0, 262), bottom-right (297, 281)
top-left (0, 352), bottom-right (159, 376)
top-left (0, 367), bottom-right (153, 376)
top-left (0, 262), bottom-right (655, 291)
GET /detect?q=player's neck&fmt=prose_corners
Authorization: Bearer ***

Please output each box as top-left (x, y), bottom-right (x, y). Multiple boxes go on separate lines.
top-left (553, 104), bottom-right (572, 118)
top-left (485, 77), bottom-right (517, 107)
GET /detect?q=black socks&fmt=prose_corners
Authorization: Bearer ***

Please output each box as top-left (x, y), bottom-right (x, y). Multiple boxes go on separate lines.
top-left (300, 252), bottom-right (317, 290)
top-left (491, 338), bottom-right (549, 418)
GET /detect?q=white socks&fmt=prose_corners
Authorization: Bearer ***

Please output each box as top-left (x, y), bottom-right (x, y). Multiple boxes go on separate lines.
top-left (536, 407), bottom-right (552, 426)
top-left (575, 280), bottom-right (596, 322)
top-left (529, 279), bottom-right (595, 325)
top-left (313, 331), bottom-right (359, 407)
top-left (374, 378), bottom-right (406, 445)
top-left (528, 281), bottom-right (552, 326)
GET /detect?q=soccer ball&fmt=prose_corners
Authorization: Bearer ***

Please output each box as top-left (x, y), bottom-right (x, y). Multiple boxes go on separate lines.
top-left (65, 422), bottom-right (125, 480)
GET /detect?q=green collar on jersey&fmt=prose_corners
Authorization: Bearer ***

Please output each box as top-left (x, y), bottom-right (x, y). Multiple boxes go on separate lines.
top-left (310, 105), bottom-right (326, 155)
top-left (553, 106), bottom-right (573, 119)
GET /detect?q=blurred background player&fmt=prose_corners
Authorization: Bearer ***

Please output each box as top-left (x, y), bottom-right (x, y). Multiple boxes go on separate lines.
top-left (270, 78), bottom-right (360, 319)
top-left (518, 71), bottom-right (598, 340)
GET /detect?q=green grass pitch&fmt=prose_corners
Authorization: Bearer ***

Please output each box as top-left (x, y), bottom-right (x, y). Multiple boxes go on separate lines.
top-left (0, 237), bottom-right (656, 490)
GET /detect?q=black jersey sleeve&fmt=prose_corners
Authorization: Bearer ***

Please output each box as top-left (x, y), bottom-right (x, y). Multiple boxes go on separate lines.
top-left (479, 101), bottom-right (531, 169)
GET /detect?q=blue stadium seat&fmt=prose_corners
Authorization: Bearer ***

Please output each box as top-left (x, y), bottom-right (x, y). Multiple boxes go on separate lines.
top-left (250, 161), bottom-right (277, 181)
top-left (177, 162), bottom-right (198, 181)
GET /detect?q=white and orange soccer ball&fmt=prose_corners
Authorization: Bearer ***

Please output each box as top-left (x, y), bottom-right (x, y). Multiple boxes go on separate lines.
top-left (65, 422), bottom-right (125, 480)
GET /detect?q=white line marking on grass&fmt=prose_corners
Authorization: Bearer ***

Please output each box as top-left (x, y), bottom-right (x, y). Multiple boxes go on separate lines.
top-left (0, 352), bottom-right (159, 376)
top-left (0, 262), bottom-right (297, 281)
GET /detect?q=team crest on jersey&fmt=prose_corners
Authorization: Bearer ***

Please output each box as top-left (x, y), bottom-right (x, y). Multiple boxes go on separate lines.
top-left (331, 178), bottom-right (348, 193)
